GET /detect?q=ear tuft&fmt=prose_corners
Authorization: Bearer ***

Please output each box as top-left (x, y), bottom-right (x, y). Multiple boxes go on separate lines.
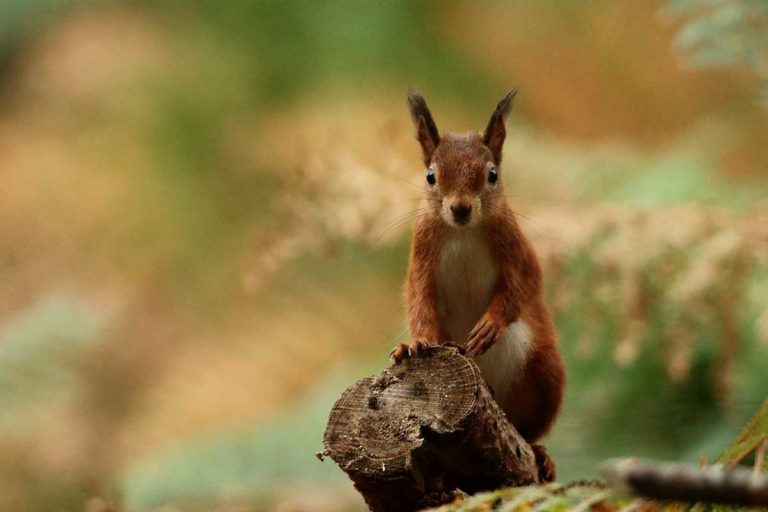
top-left (407, 88), bottom-right (440, 165)
top-left (483, 89), bottom-right (518, 163)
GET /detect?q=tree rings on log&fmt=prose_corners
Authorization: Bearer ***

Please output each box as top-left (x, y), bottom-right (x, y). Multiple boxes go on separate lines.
top-left (323, 346), bottom-right (539, 511)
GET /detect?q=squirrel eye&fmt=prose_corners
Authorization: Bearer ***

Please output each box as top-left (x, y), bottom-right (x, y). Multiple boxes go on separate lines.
top-left (488, 167), bottom-right (498, 184)
top-left (426, 168), bottom-right (436, 186)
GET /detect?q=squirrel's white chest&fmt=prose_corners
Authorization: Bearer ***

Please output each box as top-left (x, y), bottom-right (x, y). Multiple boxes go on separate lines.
top-left (436, 230), bottom-right (498, 341)
top-left (435, 230), bottom-right (533, 404)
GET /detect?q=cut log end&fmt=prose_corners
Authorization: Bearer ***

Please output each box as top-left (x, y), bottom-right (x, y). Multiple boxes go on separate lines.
top-left (323, 346), bottom-right (540, 511)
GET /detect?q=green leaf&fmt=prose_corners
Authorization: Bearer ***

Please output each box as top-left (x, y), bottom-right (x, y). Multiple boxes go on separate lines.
top-left (717, 397), bottom-right (768, 467)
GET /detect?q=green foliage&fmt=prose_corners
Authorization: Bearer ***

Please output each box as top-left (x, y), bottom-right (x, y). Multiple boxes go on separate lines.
top-left (429, 483), bottom-right (617, 512)
top-left (0, 0), bottom-right (79, 48)
top-left (669, 0), bottom-right (768, 103)
top-left (581, 154), bottom-right (766, 209)
top-left (0, 293), bottom-right (105, 424)
top-left (717, 397), bottom-right (768, 467)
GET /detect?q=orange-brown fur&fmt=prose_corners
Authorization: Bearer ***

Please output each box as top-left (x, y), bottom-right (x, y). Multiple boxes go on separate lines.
top-left (392, 90), bottom-right (565, 451)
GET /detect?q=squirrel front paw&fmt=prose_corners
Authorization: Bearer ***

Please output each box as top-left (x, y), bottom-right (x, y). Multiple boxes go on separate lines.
top-left (466, 313), bottom-right (504, 357)
top-left (389, 339), bottom-right (433, 364)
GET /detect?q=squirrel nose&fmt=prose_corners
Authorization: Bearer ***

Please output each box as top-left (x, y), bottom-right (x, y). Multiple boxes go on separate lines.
top-left (450, 203), bottom-right (472, 223)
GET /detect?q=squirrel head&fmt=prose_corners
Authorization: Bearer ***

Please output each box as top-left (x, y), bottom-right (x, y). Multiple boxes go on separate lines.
top-left (408, 89), bottom-right (517, 229)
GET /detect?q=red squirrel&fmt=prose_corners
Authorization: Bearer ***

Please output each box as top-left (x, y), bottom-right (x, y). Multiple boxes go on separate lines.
top-left (390, 90), bottom-right (565, 480)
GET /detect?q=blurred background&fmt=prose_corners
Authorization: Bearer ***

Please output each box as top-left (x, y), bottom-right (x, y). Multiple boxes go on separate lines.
top-left (1, 0), bottom-right (767, 510)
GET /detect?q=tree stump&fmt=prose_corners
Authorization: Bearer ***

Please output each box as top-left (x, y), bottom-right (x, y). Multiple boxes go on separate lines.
top-left (322, 346), bottom-right (539, 511)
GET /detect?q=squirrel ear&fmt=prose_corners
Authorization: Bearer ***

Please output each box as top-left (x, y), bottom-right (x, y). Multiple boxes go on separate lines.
top-left (408, 89), bottom-right (440, 166)
top-left (483, 89), bottom-right (517, 164)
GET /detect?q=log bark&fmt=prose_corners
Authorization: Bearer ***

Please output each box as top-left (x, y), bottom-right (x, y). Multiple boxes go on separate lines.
top-left (322, 346), bottom-right (539, 511)
top-left (601, 458), bottom-right (768, 507)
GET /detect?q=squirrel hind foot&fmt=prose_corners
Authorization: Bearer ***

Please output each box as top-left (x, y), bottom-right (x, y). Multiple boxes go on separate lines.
top-left (531, 444), bottom-right (556, 483)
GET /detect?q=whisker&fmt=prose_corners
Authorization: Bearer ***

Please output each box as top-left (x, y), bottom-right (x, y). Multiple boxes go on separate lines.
top-left (488, 203), bottom-right (540, 230)
top-left (375, 209), bottom-right (427, 243)
top-left (382, 208), bottom-right (427, 225)
top-left (389, 208), bottom-right (428, 225)
top-left (381, 173), bottom-right (424, 191)
top-left (406, 197), bottom-right (441, 203)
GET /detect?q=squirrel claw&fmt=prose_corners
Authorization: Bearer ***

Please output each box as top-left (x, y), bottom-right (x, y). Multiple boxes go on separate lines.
top-left (390, 339), bottom-right (433, 363)
top-left (389, 343), bottom-right (410, 363)
top-left (466, 315), bottom-right (502, 357)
